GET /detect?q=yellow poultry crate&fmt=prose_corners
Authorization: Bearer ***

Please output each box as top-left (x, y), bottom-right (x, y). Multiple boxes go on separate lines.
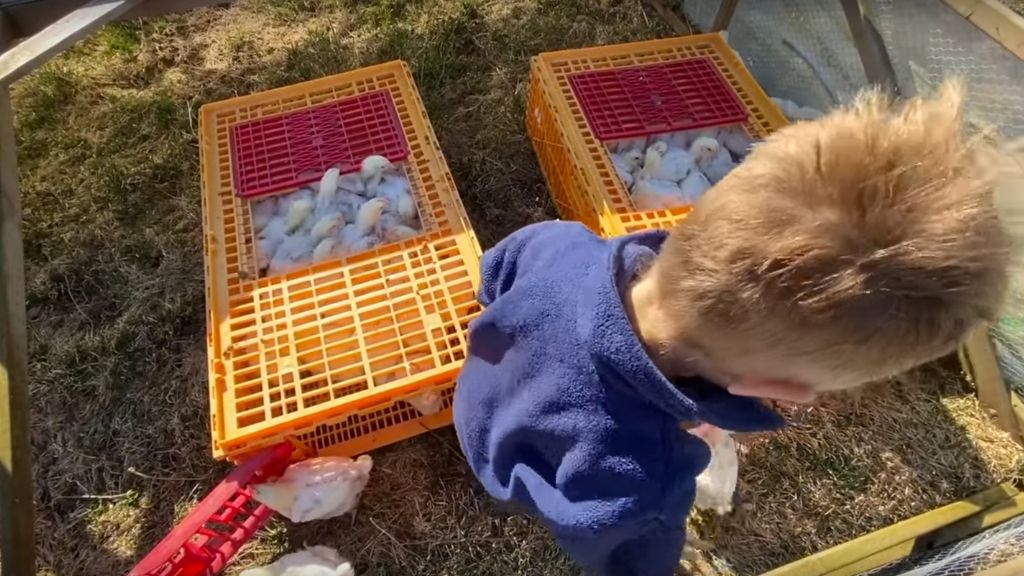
top-left (199, 61), bottom-right (482, 461)
top-left (526, 33), bottom-right (787, 237)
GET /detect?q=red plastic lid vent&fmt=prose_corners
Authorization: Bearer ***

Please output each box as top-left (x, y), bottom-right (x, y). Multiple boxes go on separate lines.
top-left (127, 443), bottom-right (295, 576)
top-left (568, 57), bottom-right (747, 141)
top-left (230, 90), bottom-right (409, 198)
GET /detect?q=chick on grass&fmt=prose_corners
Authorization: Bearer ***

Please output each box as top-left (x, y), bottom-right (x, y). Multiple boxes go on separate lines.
top-left (452, 79), bottom-right (1012, 576)
top-left (239, 546), bottom-right (355, 576)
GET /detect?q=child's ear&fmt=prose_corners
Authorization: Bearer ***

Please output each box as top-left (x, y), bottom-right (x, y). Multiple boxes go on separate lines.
top-left (727, 377), bottom-right (816, 403)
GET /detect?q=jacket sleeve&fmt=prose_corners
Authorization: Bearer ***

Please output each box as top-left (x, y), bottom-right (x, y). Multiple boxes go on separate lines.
top-left (554, 517), bottom-right (687, 576)
top-left (477, 221), bottom-right (596, 306)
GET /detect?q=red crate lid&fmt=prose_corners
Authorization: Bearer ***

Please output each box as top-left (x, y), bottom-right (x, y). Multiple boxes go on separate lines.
top-left (230, 90), bottom-right (409, 198)
top-left (568, 57), bottom-right (747, 141)
top-left (127, 443), bottom-right (295, 576)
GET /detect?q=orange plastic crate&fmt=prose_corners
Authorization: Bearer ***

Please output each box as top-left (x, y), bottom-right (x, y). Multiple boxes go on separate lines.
top-left (526, 33), bottom-right (788, 237)
top-left (199, 61), bottom-right (482, 461)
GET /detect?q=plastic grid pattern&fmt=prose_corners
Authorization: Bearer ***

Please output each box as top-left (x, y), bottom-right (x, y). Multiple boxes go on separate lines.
top-left (128, 443), bottom-right (295, 576)
top-left (199, 62), bottom-right (482, 461)
top-left (229, 90), bottom-right (409, 198)
top-left (527, 34), bottom-right (787, 237)
top-left (569, 57), bottom-right (747, 141)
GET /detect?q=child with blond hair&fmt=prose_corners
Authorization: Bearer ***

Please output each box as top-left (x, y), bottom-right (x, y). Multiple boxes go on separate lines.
top-left (454, 80), bottom-right (1011, 576)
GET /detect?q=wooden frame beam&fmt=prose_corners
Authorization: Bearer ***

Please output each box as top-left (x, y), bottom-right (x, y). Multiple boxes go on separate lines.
top-left (0, 0), bottom-right (229, 42)
top-left (0, 0), bottom-right (145, 86)
top-left (943, 0), bottom-right (1024, 60)
top-left (710, 0), bottom-right (740, 32)
top-left (961, 326), bottom-right (1024, 446)
top-left (839, 0), bottom-right (901, 98)
top-left (0, 83), bottom-right (34, 576)
top-left (762, 483), bottom-right (1024, 576)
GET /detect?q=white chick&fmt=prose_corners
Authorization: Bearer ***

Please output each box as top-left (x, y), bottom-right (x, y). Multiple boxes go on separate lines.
top-left (661, 147), bottom-right (696, 181)
top-left (335, 192), bottom-right (364, 224)
top-left (285, 198), bottom-right (315, 233)
top-left (312, 238), bottom-right (340, 264)
top-left (310, 213), bottom-right (345, 242)
top-left (337, 172), bottom-right (366, 195)
top-left (383, 224), bottom-right (419, 243)
top-left (691, 425), bottom-right (739, 516)
top-left (267, 234), bottom-right (315, 276)
top-left (256, 218), bottom-right (288, 271)
top-left (339, 198), bottom-right (387, 252)
top-left (316, 167), bottom-right (340, 213)
top-left (251, 196), bottom-right (278, 233)
top-left (679, 170), bottom-right (712, 203)
top-left (632, 176), bottom-right (684, 210)
top-left (407, 388), bottom-right (443, 416)
top-left (380, 213), bottom-right (419, 243)
top-left (689, 136), bottom-right (721, 174)
top-left (375, 174), bottom-right (417, 223)
top-left (611, 149), bottom-right (644, 189)
top-left (239, 545), bottom-right (355, 576)
top-left (360, 155), bottom-right (396, 194)
top-left (704, 145), bottom-right (737, 184)
top-left (252, 455), bottom-right (373, 523)
top-left (344, 234), bottom-right (381, 254)
top-left (275, 188), bottom-right (314, 217)
top-left (770, 97), bottom-right (824, 121)
top-left (717, 126), bottom-right (754, 157)
top-left (639, 141), bottom-right (667, 178)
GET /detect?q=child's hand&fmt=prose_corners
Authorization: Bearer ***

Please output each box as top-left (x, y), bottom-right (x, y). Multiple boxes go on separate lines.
top-left (726, 377), bottom-right (816, 404)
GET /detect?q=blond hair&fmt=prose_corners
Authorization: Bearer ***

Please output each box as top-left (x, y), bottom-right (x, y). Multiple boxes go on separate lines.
top-left (649, 80), bottom-right (1010, 390)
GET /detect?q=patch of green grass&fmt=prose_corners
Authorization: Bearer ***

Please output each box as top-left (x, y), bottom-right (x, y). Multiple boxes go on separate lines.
top-left (359, 0), bottom-right (419, 27)
top-left (99, 22), bottom-right (144, 54)
top-left (12, 64), bottom-right (80, 137)
top-left (248, 0), bottom-right (347, 21)
top-left (261, 28), bottom-right (358, 87)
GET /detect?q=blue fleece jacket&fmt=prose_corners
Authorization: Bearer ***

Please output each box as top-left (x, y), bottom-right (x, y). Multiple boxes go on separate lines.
top-left (453, 221), bottom-right (784, 576)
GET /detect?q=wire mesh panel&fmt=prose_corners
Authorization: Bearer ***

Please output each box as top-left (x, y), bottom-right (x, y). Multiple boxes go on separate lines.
top-left (680, 0), bottom-right (1024, 137)
top-left (681, 0), bottom-right (869, 111)
top-left (874, 0), bottom-right (1024, 137)
top-left (860, 514), bottom-right (1024, 575)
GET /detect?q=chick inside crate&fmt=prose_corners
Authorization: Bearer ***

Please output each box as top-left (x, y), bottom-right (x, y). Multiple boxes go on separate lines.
top-left (199, 62), bottom-right (482, 461)
top-left (527, 34), bottom-right (789, 236)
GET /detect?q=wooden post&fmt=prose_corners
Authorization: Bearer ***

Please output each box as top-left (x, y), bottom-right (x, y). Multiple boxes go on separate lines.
top-left (710, 0), bottom-right (740, 32)
top-left (0, 84), bottom-right (35, 575)
top-left (942, 0), bottom-right (1024, 60)
top-left (642, 0), bottom-right (692, 36)
top-left (761, 483), bottom-right (1020, 576)
top-left (0, 0), bottom-right (144, 85)
top-left (839, 0), bottom-right (901, 98)
top-left (963, 327), bottom-right (1024, 445)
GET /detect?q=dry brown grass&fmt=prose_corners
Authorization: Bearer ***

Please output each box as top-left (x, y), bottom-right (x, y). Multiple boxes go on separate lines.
top-left (11, 1), bottom-right (1022, 575)
top-left (686, 363), bottom-right (1023, 575)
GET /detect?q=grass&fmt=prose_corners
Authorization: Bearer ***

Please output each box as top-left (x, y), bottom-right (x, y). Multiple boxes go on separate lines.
top-left (9, 1), bottom-right (1023, 575)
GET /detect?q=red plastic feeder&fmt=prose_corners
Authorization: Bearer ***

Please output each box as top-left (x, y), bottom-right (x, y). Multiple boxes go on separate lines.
top-left (568, 57), bottom-right (747, 141)
top-left (230, 90), bottom-right (409, 198)
top-left (128, 443), bottom-right (295, 576)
